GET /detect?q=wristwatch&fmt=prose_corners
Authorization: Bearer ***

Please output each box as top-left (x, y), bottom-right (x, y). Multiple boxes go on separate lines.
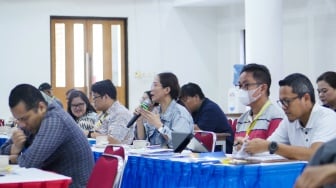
top-left (157, 124), bottom-right (165, 134)
top-left (268, 141), bottom-right (278, 154)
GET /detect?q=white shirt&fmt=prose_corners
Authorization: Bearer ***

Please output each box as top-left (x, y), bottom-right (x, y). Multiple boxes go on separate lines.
top-left (268, 104), bottom-right (336, 147)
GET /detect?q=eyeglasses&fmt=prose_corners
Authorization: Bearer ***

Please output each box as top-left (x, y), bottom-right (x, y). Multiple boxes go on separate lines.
top-left (236, 83), bottom-right (261, 90)
top-left (71, 103), bottom-right (85, 108)
top-left (92, 95), bottom-right (102, 100)
top-left (277, 96), bottom-right (300, 108)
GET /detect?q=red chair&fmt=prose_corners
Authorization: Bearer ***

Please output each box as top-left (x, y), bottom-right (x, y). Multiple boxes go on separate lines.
top-left (194, 131), bottom-right (217, 152)
top-left (104, 144), bottom-right (125, 159)
top-left (87, 153), bottom-right (124, 188)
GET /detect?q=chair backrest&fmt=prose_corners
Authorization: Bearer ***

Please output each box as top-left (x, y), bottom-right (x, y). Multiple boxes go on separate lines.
top-left (87, 154), bottom-right (124, 188)
top-left (194, 131), bottom-right (217, 152)
top-left (228, 118), bottom-right (238, 133)
top-left (104, 144), bottom-right (125, 159)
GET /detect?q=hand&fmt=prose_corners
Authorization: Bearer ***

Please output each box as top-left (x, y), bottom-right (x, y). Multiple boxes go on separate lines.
top-left (139, 108), bottom-right (162, 129)
top-left (244, 138), bottom-right (268, 154)
top-left (233, 137), bottom-right (246, 151)
top-left (11, 129), bottom-right (26, 154)
top-left (134, 107), bottom-right (144, 124)
top-left (294, 164), bottom-right (336, 188)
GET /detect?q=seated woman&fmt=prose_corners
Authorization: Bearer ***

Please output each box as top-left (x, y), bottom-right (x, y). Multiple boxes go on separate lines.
top-left (316, 71), bottom-right (336, 112)
top-left (67, 90), bottom-right (97, 137)
top-left (134, 72), bottom-right (194, 148)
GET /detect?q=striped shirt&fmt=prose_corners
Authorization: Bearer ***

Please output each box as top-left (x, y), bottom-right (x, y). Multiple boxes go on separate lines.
top-left (235, 102), bottom-right (284, 139)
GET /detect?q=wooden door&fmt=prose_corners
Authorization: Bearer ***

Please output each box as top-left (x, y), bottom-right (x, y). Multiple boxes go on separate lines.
top-left (50, 17), bottom-right (128, 109)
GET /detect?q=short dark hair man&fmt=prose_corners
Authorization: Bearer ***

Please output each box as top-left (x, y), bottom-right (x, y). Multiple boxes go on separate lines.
top-left (245, 73), bottom-right (336, 161)
top-left (1, 84), bottom-right (94, 188)
top-left (180, 82), bottom-right (234, 153)
top-left (91, 79), bottom-right (134, 144)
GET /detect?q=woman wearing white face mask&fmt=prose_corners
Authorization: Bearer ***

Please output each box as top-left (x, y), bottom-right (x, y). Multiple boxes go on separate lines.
top-left (233, 63), bottom-right (285, 152)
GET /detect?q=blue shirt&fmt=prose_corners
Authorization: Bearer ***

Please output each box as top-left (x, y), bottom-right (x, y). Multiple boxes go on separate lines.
top-left (0, 103), bottom-right (94, 188)
top-left (192, 98), bottom-right (234, 153)
top-left (138, 100), bottom-right (194, 148)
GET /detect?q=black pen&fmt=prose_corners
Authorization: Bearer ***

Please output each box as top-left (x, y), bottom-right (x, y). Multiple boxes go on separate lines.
top-left (233, 143), bottom-right (241, 147)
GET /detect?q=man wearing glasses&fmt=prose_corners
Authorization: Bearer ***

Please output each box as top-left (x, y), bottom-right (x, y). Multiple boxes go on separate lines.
top-left (244, 73), bottom-right (336, 161)
top-left (234, 64), bottom-right (284, 150)
top-left (90, 79), bottom-right (134, 145)
top-left (1, 84), bottom-right (94, 188)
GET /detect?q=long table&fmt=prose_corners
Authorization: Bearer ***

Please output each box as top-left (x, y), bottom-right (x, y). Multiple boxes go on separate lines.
top-left (0, 165), bottom-right (72, 188)
top-left (120, 155), bottom-right (306, 188)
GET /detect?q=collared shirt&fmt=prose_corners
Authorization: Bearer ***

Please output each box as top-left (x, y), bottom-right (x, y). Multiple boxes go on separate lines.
top-left (137, 100), bottom-right (194, 148)
top-left (236, 102), bottom-right (284, 139)
top-left (0, 103), bottom-right (94, 188)
top-left (192, 98), bottom-right (234, 153)
top-left (96, 101), bottom-right (134, 144)
top-left (268, 104), bottom-right (336, 147)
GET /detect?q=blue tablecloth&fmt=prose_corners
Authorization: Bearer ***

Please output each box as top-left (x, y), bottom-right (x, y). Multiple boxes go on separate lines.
top-left (0, 135), bottom-right (9, 147)
top-left (121, 156), bottom-right (306, 188)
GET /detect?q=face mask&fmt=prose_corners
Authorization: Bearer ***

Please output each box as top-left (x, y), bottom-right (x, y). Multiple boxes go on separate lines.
top-left (238, 87), bottom-right (261, 105)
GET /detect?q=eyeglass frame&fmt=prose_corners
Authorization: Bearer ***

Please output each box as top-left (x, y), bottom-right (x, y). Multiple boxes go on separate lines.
top-left (71, 102), bottom-right (85, 109)
top-left (277, 96), bottom-right (300, 108)
top-left (235, 82), bottom-right (262, 90)
top-left (92, 95), bottom-right (102, 100)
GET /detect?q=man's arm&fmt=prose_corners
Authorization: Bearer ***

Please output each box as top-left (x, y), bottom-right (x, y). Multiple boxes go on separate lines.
top-left (294, 164), bottom-right (336, 188)
top-left (245, 138), bottom-right (323, 161)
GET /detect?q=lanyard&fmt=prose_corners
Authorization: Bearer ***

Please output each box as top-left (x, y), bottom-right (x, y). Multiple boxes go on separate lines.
top-left (95, 112), bottom-right (108, 128)
top-left (245, 100), bottom-right (271, 137)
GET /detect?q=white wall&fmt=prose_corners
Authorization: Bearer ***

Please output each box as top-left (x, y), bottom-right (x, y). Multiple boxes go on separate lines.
top-left (0, 0), bottom-right (219, 120)
top-left (1, 0), bottom-right (336, 120)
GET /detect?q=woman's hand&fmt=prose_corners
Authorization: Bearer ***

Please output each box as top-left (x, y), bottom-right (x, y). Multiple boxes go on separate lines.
top-left (139, 108), bottom-right (162, 129)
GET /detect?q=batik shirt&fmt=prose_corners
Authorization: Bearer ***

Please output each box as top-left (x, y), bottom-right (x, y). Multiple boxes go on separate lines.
top-left (96, 101), bottom-right (134, 144)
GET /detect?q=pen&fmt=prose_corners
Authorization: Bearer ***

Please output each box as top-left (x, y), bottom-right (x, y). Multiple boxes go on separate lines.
top-left (233, 143), bottom-right (241, 147)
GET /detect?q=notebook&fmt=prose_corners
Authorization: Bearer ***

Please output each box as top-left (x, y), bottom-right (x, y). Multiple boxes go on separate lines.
top-left (172, 132), bottom-right (209, 153)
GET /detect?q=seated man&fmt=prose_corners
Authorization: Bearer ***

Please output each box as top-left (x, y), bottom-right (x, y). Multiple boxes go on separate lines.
top-left (234, 64), bottom-right (284, 146)
top-left (244, 73), bottom-right (336, 161)
top-left (180, 82), bottom-right (234, 153)
top-left (90, 79), bottom-right (134, 145)
top-left (295, 137), bottom-right (336, 188)
top-left (38, 82), bottom-right (63, 108)
top-left (1, 84), bottom-right (94, 188)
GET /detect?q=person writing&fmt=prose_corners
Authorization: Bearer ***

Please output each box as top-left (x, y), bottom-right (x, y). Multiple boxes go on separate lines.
top-left (234, 63), bottom-right (284, 150)
top-left (244, 73), bottom-right (336, 161)
top-left (0, 84), bottom-right (94, 188)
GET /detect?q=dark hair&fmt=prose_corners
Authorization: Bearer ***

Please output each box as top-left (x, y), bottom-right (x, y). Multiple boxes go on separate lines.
top-left (67, 90), bottom-right (96, 120)
top-left (9, 84), bottom-right (47, 110)
top-left (240, 63), bottom-right (272, 96)
top-left (158, 72), bottom-right (180, 100)
top-left (91, 79), bottom-right (117, 100)
top-left (180, 82), bottom-right (205, 99)
top-left (144, 90), bottom-right (159, 107)
top-left (145, 90), bottom-right (153, 101)
top-left (38, 82), bottom-right (51, 91)
top-left (66, 88), bottom-right (77, 97)
top-left (316, 71), bottom-right (336, 89)
top-left (279, 73), bottom-right (315, 103)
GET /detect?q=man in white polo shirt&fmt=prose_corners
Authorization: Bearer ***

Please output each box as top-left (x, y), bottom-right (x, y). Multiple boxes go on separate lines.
top-left (243, 73), bottom-right (336, 161)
